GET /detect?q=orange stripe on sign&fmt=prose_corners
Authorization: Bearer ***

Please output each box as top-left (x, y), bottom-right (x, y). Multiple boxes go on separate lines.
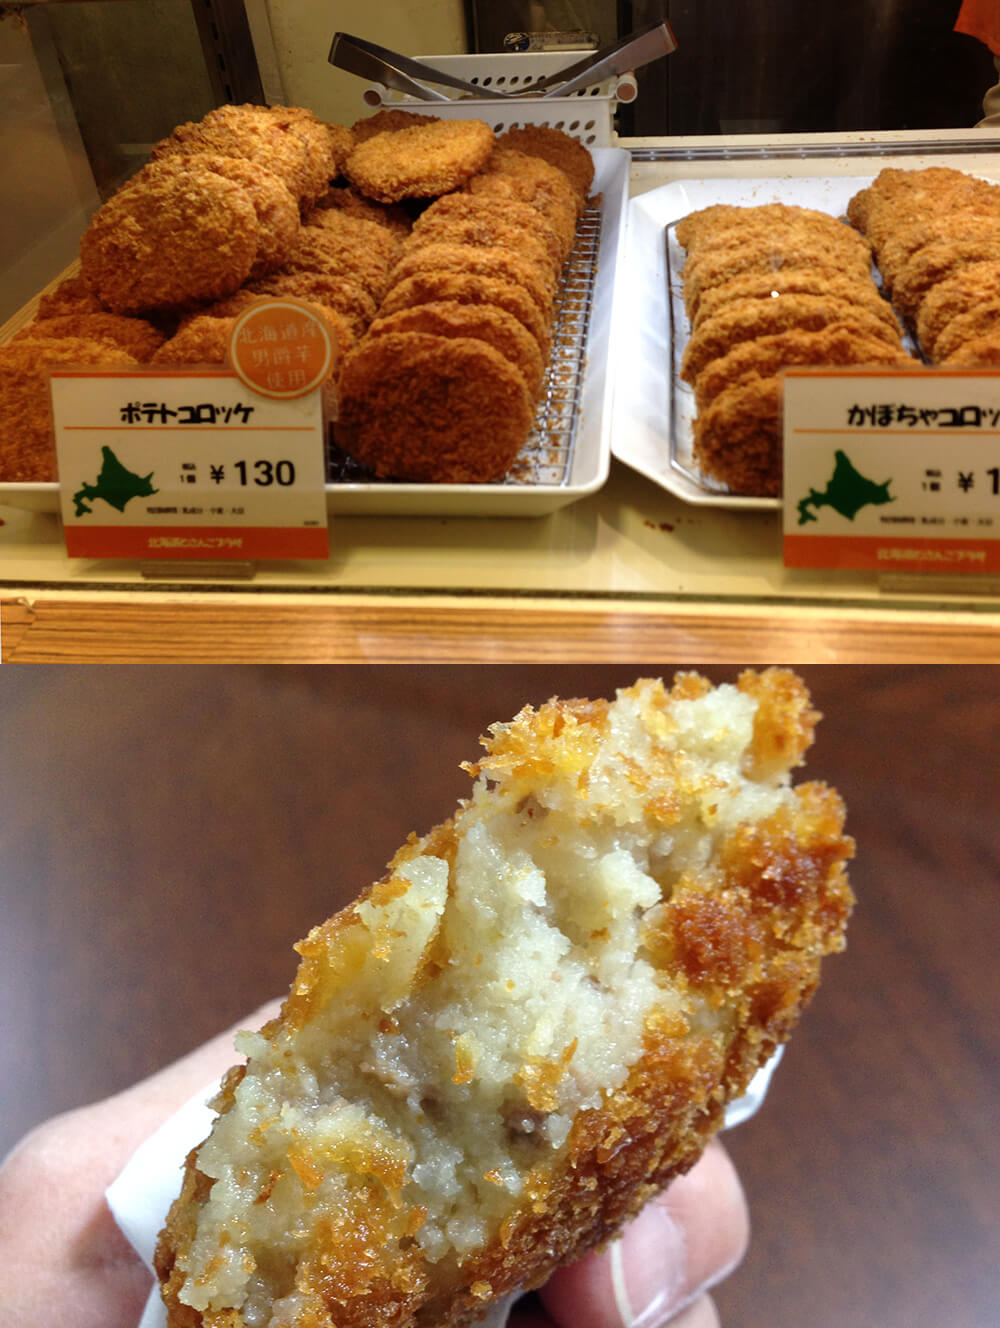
top-left (64, 525), bottom-right (329, 561)
top-left (955, 0), bottom-right (1000, 56)
top-left (784, 533), bottom-right (1000, 573)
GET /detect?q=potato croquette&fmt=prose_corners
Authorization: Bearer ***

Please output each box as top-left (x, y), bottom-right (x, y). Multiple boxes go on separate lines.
top-left (345, 119), bottom-right (496, 203)
top-left (191, 154), bottom-right (301, 277)
top-left (0, 338), bottom-right (135, 481)
top-left (80, 159), bottom-right (259, 314)
top-left (495, 125), bottom-right (595, 201)
top-left (378, 272), bottom-right (551, 358)
top-left (13, 312), bottom-right (165, 362)
top-left (281, 227), bottom-right (400, 304)
top-left (336, 330), bottom-right (534, 482)
top-left (249, 271), bottom-right (378, 341)
top-left (366, 301), bottom-right (546, 401)
top-left (36, 274), bottom-right (106, 319)
top-left (392, 242), bottom-right (555, 320)
top-left (153, 104), bottom-right (331, 207)
top-left (470, 146), bottom-right (583, 222)
top-left (408, 193), bottom-right (564, 279)
top-left (309, 185), bottom-right (413, 238)
top-left (350, 108), bottom-right (441, 144)
top-left (155, 670), bottom-right (853, 1328)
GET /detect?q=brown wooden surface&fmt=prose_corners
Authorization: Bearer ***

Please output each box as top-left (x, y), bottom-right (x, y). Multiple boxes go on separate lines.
top-left (4, 594), bottom-right (1000, 662)
top-left (0, 666), bottom-right (997, 1327)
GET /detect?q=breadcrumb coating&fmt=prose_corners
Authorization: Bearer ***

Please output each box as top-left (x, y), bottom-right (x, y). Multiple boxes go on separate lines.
top-left (494, 126), bottom-right (595, 201)
top-left (366, 301), bottom-right (545, 401)
top-left (377, 272), bottom-right (550, 358)
top-left (156, 670), bottom-right (853, 1328)
top-left (345, 120), bottom-right (495, 203)
top-left (13, 312), bottom-right (165, 362)
top-left (0, 338), bottom-right (135, 481)
top-left (338, 330), bottom-right (534, 482)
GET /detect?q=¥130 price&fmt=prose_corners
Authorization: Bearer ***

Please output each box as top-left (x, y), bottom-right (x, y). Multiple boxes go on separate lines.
top-left (231, 459), bottom-right (296, 487)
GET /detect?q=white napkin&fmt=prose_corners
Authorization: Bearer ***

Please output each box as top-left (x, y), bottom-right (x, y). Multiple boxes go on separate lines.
top-left (108, 1048), bottom-right (783, 1328)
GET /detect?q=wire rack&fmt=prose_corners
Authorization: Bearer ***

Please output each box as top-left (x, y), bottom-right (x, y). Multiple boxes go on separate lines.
top-left (327, 200), bottom-right (603, 489)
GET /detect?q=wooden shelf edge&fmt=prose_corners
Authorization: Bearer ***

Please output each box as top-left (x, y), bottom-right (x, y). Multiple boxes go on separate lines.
top-left (3, 591), bottom-right (999, 663)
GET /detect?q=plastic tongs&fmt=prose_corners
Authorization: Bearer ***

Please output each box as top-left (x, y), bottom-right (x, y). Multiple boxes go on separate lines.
top-left (328, 21), bottom-right (677, 103)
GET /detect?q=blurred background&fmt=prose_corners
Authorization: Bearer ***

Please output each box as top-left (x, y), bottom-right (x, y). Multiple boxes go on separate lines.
top-left (0, 664), bottom-right (997, 1327)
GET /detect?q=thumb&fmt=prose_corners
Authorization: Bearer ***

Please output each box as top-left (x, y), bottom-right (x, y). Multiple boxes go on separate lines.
top-left (538, 1140), bottom-right (749, 1328)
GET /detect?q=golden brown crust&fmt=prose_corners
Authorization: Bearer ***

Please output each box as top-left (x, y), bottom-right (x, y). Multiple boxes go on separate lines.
top-left (13, 312), bottom-right (165, 361)
top-left (692, 375), bottom-right (784, 496)
top-left (377, 272), bottom-right (550, 358)
top-left (156, 672), bottom-right (853, 1328)
top-left (494, 126), bottom-right (595, 202)
top-left (338, 330), bottom-right (534, 482)
top-left (366, 301), bottom-right (545, 401)
top-left (345, 120), bottom-right (495, 203)
top-left (0, 338), bottom-right (135, 481)
top-left (80, 159), bottom-right (259, 314)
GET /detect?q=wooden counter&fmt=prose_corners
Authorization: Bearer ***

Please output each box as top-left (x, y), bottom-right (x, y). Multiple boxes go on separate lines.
top-left (1, 665), bottom-right (996, 1326)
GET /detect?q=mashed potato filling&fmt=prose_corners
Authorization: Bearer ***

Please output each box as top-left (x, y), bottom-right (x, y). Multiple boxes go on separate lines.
top-left (170, 675), bottom-right (832, 1325)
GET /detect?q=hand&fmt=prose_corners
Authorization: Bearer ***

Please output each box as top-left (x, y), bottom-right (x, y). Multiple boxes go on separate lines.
top-left (0, 1001), bottom-right (748, 1328)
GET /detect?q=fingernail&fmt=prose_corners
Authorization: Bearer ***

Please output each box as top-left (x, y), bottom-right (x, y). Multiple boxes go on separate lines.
top-left (610, 1201), bottom-right (688, 1328)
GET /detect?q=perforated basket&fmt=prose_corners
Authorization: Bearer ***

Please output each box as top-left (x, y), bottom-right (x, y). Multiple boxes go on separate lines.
top-left (360, 51), bottom-right (623, 146)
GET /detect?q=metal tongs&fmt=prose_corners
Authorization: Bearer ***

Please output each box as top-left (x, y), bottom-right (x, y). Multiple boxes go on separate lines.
top-left (329, 22), bottom-right (677, 104)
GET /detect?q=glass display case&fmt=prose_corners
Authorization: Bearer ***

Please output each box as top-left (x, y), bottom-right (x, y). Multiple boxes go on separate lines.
top-left (2, 0), bottom-right (1000, 661)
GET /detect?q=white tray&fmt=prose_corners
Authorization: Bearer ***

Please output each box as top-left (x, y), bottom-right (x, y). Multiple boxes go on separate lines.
top-left (611, 174), bottom-right (889, 510)
top-left (0, 149), bottom-right (628, 521)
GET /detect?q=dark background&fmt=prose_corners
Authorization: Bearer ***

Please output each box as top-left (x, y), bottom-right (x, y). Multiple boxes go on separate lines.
top-left (0, 665), bottom-right (997, 1327)
top-left (465, 1), bottom-right (997, 135)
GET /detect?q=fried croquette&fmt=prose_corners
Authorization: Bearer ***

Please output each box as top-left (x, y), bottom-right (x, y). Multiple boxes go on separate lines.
top-left (692, 324), bottom-right (914, 414)
top-left (680, 293), bottom-right (903, 385)
top-left (153, 310), bottom-right (341, 413)
top-left (366, 300), bottom-right (546, 400)
top-left (470, 146), bottom-right (583, 222)
top-left (155, 669), bottom-right (853, 1328)
top-left (941, 331), bottom-right (1000, 365)
top-left (350, 107), bottom-right (442, 144)
top-left (846, 166), bottom-right (1000, 255)
top-left (495, 125), bottom-right (595, 201)
top-left (377, 271), bottom-right (551, 358)
top-left (80, 158), bottom-right (260, 314)
top-left (309, 185), bottom-right (413, 237)
top-left (191, 154), bottom-right (301, 277)
top-left (0, 337), bottom-right (135, 482)
top-left (393, 242), bottom-right (555, 319)
top-left (322, 121), bottom-right (356, 177)
top-left (304, 207), bottom-right (407, 268)
top-left (914, 259), bottom-right (1000, 357)
top-left (12, 312), bottom-right (165, 362)
top-left (408, 192), bottom-right (565, 277)
top-left (692, 375), bottom-right (785, 495)
top-left (36, 274), bottom-right (106, 319)
top-left (282, 226), bottom-right (400, 303)
top-left (692, 268), bottom-right (901, 336)
top-left (930, 299), bottom-right (1000, 362)
top-left (676, 203), bottom-right (870, 262)
top-left (188, 291), bottom-right (358, 356)
top-left (153, 103), bottom-right (333, 207)
top-left (345, 119), bottom-right (495, 203)
top-left (248, 271), bottom-right (378, 340)
top-left (891, 230), bottom-right (1000, 323)
top-left (681, 242), bottom-right (872, 322)
top-left (337, 330), bottom-right (534, 482)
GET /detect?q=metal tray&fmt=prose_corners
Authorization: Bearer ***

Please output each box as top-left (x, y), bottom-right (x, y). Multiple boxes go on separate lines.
top-left (611, 173), bottom-right (903, 510)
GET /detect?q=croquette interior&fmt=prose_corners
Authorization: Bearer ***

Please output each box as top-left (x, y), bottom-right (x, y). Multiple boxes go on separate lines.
top-left (158, 671), bottom-right (853, 1328)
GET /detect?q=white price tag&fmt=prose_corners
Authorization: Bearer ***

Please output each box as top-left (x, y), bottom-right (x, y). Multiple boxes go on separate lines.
top-left (783, 367), bottom-right (1000, 574)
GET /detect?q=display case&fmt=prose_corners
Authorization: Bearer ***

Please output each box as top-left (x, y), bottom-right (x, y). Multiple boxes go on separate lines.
top-left (3, 1), bottom-right (1000, 661)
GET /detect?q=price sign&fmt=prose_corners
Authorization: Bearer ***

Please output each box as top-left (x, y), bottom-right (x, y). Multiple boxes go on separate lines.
top-left (782, 367), bottom-right (1000, 574)
top-left (51, 299), bottom-right (333, 561)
